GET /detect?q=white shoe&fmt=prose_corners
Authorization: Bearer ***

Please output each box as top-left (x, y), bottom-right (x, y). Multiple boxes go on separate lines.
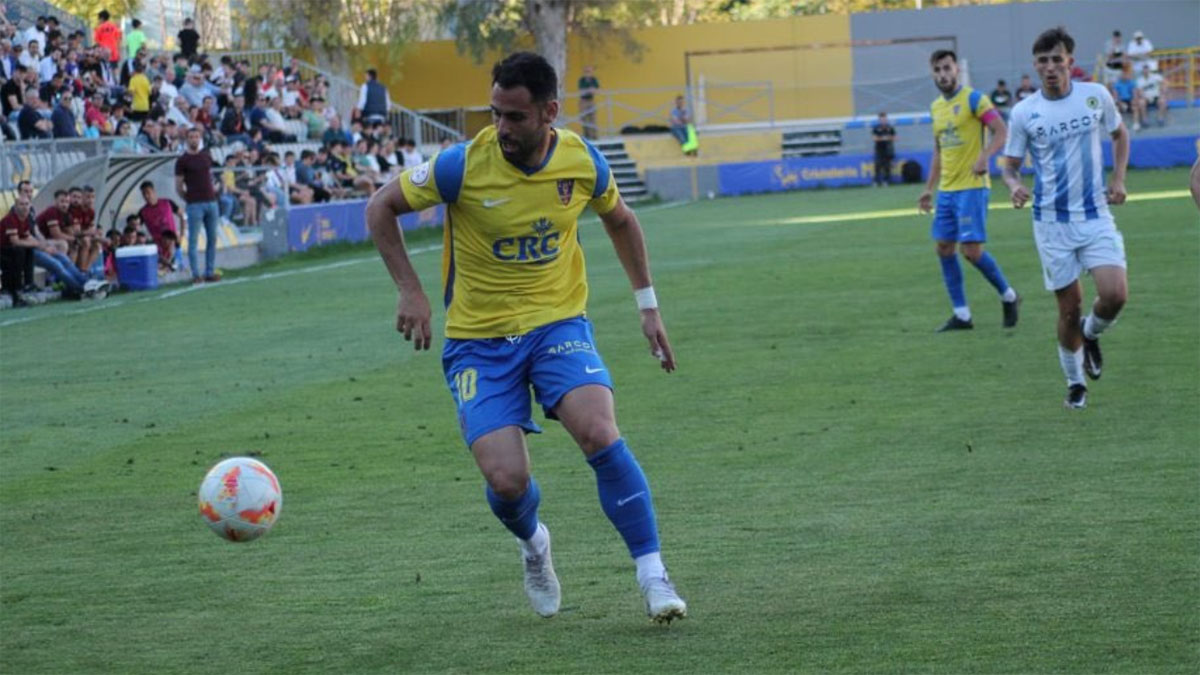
top-left (641, 574), bottom-right (687, 624)
top-left (522, 523), bottom-right (560, 618)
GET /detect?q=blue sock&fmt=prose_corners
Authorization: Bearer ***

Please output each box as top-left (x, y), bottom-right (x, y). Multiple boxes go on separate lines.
top-left (970, 251), bottom-right (1012, 296)
top-left (485, 477), bottom-right (540, 541)
top-left (939, 254), bottom-right (967, 309)
top-left (587, 438), bottom-right (660, 558)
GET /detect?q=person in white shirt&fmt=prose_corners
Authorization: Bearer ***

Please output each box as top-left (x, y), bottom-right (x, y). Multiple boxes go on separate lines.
top-left (17, 39), bottom-right (38, 69)
top-left (400, 137), bottom-right (424, 169)
top-left (1134, 64), bottom-right (1167, 127)
top-left (1001, 27), bottom-right (1130, 410)
top-left (38, 47), bottom-right (59, 83)
top-left (1125, 30), bottom-right (1156, 72)
top-left (23, 21), bottom-right (46, 55)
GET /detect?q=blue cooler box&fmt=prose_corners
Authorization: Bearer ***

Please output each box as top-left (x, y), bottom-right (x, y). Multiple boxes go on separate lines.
top-left (115, 244), bottom-right (159, 290)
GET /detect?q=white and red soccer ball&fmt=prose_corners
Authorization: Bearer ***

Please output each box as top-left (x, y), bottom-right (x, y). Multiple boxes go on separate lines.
top-left (198, 457), bottom-right (282, 542)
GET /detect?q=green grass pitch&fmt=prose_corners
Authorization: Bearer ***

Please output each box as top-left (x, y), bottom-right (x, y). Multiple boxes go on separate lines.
top-left (2, 168), bottom-right (1196, 673)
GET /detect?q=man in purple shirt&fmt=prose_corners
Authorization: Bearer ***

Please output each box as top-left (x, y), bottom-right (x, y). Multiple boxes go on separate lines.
top-left (174, 127), bottom-right (221, 283)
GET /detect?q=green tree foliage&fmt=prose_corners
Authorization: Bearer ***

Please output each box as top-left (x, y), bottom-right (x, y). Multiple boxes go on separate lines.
top-left (50, 0), bottom-right (141, 24)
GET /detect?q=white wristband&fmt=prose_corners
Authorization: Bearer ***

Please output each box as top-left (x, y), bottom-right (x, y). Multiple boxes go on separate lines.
top-left (634, 286), bottom-right (658, 311)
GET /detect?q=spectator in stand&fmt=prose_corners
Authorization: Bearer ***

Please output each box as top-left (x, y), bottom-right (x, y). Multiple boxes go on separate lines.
top-left (1111, 66), bottom-right (1140, 130)
top-left (294, 150), bottom-right (331, 203)
top-left (178, 18), bottom-right (200, 61)
top-left (175, 127), bottom-right (221, 283)
top-left (281, 76), bottom-right (302, 117)
top-left (23, 17), bottom-right (47, 54)
top-left (990, 79), bottom-right (1013, 120)
top-left (669, 94), bottom-right (697, 156)
top-left (128, 60), bottom-right (150, 121)
top-left (112, 119), bottom-right (138, 151)
top-left (179, 69), bottom-right (209, 107)
top-left (38, 45), bottom-right (59, 83)
top-left (871, 111), bottom-right (895, 187)
top-left (1014, 74), bottom-right (1037, 102)
top-left (400, 138), bottom-right (424, 169)
top-left (1135, 63), bottom-right (1167, 128)
top-left (137, 181), bottom-right (184, 272)
top-left (19, 39), bottom-right (40, 70)
top-left (1069, 63), bottom-right (1091, 82)
top-left (38, 71), bottom-right (67, 106)
top-left (577, 64), bottom-right (599, 140)
top-left (2, 64), bottom-right (25, 118)
top-left (261, 95), bottom-right (296, 142)
top-left (18, 88), bottom-right (52, 139)
top-left (322, 114), bottom-right (352, 147)
top-left (51, 88), bottom-right (79, 138)
top-left (124, 19), bottom-right (146, 62)
top-left (1104, 30), bottom-right (1125, 84)
top-left (355, 68), bottom-right (390, 124)
top-left (93, 10), bottom-right (121, 69)
top-left (136, 118), bottom-right (164, 151)
top-left (352, 138), bottom-right (383, 188)
top-left (303, 96), bottom-right (328, 138)
top-left (1126, 30), bottom-right (1156, 73)
top-left (84, 90), bottom-right (112, 133)
top-left (155, 74), bottom-right (179, 111)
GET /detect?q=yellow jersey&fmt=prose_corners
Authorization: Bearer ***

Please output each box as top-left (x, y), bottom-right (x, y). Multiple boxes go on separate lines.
top-left (129, 73), bottom-right (151, 113)
top-left (930, 86), bottom-right (999, 191)
top-left (398, 125), bottom-right (620, 339)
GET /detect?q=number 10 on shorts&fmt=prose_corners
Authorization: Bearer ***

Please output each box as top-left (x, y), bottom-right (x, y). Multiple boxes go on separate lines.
top-left (454, 368), bottom-right (478, 403)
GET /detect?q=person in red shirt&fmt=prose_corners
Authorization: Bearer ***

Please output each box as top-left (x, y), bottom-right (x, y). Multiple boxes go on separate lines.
top-left (137, 181), bottom-right (184, 271)
top-left (175, 127), bottom-right (221, 282)
top-left (68, 186), bottom-right (101, 273)
top-left (1, 195), bottom-right (40, 305)
top-left (36, 189), bottom-right (78, 258)
top-left (93, 10), bottom-right (122, 67)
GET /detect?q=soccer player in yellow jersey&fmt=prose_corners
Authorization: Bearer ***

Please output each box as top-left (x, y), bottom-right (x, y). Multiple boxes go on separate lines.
top-left (918, 49), bottom-right (1021, 332)
top-left (366, 52), bottom-right (686, 624)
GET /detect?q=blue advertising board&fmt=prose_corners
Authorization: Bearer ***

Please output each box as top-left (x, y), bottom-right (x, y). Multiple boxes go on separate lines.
top-left (718, 134), bottom-right (1198, 196)
top-left (286, 200), bottom-right (445, 253)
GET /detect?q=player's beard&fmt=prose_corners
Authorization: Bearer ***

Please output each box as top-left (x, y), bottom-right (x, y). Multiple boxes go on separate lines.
top-left (499, 127), bottom-right (546, 166)
top-left (936, 77), bottom-right (957, 95)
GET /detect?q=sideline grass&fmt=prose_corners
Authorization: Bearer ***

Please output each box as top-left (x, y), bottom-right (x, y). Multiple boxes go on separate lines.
top-left (1, 168), bottom-right (1196, 673)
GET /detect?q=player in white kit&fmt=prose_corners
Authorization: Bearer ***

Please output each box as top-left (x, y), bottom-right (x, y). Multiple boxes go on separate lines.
top-left (1001, 27), bottom-right (1130, 409)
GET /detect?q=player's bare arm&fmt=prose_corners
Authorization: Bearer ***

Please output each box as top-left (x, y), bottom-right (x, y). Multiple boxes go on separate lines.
top-left (1190, 158), bottom-right (1200, 210)
top-left (974, 114), bottom-right (1007, 176)
top-left (1002, 156), bottom-right (1030, 208)
top-left (918, 141), bottom-right (941, 213)
top-left (366, 180), bottom-right (432, 350)
top-left (1107, 123), bottom-right (1130, 205)
top-left (599, 199), bottom-right (677, 373)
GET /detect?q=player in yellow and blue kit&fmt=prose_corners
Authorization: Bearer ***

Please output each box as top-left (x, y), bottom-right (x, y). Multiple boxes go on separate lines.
top-left (366, 52), bottom-right (686, 624)
top-left (918, 49), bottom-right (1021, 332)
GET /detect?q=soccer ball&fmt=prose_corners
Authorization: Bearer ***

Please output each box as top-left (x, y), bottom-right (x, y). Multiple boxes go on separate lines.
top-left (198, 457), bottom-right (282, 542)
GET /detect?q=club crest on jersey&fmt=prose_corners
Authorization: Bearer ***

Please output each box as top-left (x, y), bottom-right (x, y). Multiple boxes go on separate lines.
top-left (410, 162), bottom-right (430, 186)
top-left (953, 104), bottom-right (961, 116)
top-left (556, 179), bottom-right (574, 206)
top-left (492, 218), bottom-right (561, 263)
top-left (1086, 96), bottom-right (1100, 110)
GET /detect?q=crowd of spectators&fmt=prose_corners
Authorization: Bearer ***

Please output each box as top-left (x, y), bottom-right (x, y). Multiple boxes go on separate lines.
top-left (981, 28), bottom-right (1168, 133)
top-left (2, 10), bottom-right (444, 233)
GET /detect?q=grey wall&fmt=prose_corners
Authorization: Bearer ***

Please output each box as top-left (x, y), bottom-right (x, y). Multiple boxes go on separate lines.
top-left (850, 0), bottom-right (1200, 115)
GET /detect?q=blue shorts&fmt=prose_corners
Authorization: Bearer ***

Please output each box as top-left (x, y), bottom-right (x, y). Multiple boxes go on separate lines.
top-left (441, 316), bottom-right (613, 446)
top-left (931, 188), bottom-right (989, 243)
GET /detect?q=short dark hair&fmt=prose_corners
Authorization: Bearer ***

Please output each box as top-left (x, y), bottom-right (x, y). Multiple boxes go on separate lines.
top-left (126, 214), bottom-right (140, 225)
top-left (1033, 26), bottom-right (1074, 55)
top-left (132, 19), bottom-right (142, 28)
top-left (54, 189), bottom-right (67, 198)
top-left (491, 51), bottom-right (557, 103)
top-left (367, 68), bottom-right (377, 79)
top-left (98, 10), bottom-right (110, 20)
top-left (69, 186), bottom-right (82, 194)
top-left (930, 49), bottom-right (957, 65)
top-left (139, 180), bottom-right (155, 191)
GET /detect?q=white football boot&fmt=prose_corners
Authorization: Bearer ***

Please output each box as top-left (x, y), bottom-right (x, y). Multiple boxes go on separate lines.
top-left (522, 523), bottom-right (560, 618)
top-left (641, 573), bottom-right (687, 624)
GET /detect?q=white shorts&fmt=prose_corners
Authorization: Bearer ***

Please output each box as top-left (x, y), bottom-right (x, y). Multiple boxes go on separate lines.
top-left (1033, 216), bottom-right (1127, 291)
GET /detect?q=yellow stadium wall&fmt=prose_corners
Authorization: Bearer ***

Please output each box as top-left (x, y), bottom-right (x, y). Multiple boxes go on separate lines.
top-left (348, 13), bottom-right (852, 132)
top-left (622, 130), bottom-right (783, 170)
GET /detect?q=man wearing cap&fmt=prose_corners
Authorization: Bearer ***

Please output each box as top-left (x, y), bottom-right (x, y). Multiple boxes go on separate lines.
top-left (1126, 30), bottom-right (1156, 73)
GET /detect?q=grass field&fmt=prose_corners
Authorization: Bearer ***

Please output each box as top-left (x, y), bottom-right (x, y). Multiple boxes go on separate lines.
top-left (2, 168), bottom-right (1197, 673)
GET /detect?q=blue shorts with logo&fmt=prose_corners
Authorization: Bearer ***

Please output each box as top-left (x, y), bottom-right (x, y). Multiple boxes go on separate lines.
top-left (441, 316), bottom-right (613, 447)
top-left (931, 187), bottom-right (989, 243)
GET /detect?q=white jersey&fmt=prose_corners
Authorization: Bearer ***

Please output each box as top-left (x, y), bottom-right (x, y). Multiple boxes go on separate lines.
top-left (1004, 82), bottom-right (1121, 223)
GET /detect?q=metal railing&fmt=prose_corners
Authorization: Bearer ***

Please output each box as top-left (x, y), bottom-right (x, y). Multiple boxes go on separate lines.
top-left (211, 49), bottom-right (464, 152)
top-left (1154, 47), bottom-right (1199, 106)
top-left (1, 137), bottom-right (143, 193)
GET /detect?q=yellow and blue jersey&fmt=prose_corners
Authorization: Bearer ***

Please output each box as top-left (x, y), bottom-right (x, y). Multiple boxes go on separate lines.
top-left (398, 125), bottom-right (621, 339)
top-left (930, 86), bottom-right (999, 191)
